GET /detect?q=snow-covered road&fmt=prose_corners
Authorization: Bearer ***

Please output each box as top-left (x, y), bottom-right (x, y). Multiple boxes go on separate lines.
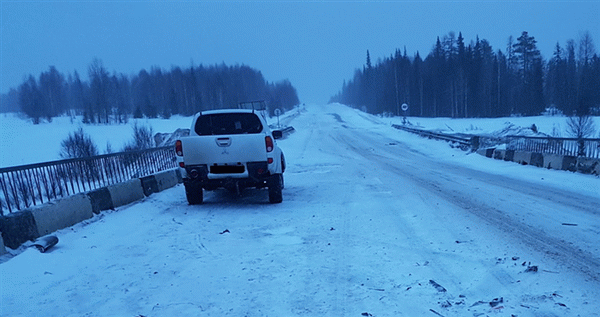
top-left (2, 103), bottom-right (599, 316)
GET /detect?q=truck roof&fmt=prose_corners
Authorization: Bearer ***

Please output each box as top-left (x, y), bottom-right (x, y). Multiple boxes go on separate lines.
top-left (200, 109), bottom-right (255, 115)
top-left (198, 108), bottom-right (269, 123)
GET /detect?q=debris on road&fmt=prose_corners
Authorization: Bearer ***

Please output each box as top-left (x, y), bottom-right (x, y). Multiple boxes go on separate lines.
top-left (31, 235), bottom-right (59, 253)
top-left (489, 297), bottom-right (503, 307)
top-left (429, 280), bottom-right (447, 292)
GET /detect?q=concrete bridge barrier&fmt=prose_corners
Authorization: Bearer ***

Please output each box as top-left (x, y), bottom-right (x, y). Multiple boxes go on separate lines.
top-left (30, 193), bottom-right (93, 237)
top-left (477, 149), bottom-right (598, 175)
top-left (0, 168), bottom-right (182, 253)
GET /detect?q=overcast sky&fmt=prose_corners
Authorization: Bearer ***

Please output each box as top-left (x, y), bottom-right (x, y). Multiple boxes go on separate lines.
top-left (2, 1), bottom-right (599, 104)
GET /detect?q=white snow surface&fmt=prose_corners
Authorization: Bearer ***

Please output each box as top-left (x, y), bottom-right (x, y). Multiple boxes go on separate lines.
top-left (1, 103), bottom-right (599, 316)
top-left (0, 113), bottom-right (194, 167)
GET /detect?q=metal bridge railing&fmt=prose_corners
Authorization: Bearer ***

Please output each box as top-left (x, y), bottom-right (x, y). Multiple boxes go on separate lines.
top-left (502, 136), bottom-right (600, 158)
top-left (0, 146), bottom-right (176, 215)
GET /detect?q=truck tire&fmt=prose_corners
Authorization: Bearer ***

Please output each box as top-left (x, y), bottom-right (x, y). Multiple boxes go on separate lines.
top-left (185, 183), bottom-right (203, 205)
top-left (268, 174), bottom-right (283, 204)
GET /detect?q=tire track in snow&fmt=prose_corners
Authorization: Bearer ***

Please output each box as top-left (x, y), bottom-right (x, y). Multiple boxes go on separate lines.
top-left (336, 127), bottom-right (600, 282)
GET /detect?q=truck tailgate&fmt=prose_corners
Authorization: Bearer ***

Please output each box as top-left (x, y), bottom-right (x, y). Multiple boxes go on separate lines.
top-left (181, 134), bottom-right (267, 165)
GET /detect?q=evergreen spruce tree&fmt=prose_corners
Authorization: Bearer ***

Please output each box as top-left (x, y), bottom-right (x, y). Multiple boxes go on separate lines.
top-left (512, 31), bottom-right (544, 115)
top-left (18, 75), bottom-right (44, 124)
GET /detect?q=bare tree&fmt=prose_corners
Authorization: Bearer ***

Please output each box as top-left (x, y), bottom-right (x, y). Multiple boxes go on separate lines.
top-left (88, 58), bottom-right (111, 124)
top-left (578, 30), bottom-right (596, 67)
top-left (122, 122), bottom-right (155, 151)
top-left (567, 115), bottom-right (596, 156)
top-left (60, 127), bottom-right (99, 158)
top-left (567, 115), bottom-right (596, 138)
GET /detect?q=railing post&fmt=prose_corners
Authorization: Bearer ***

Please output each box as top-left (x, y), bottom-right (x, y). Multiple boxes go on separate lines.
top-left (470, 136), bottom-right (480, 151)
top-left (577, 138), bottom-right (585, 157)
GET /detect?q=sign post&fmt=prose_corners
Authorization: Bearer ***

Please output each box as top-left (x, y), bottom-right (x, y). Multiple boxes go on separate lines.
top-left (274, 108), bottom-right (281, 128)
top-left (401, 103), bottom-right (409, 124)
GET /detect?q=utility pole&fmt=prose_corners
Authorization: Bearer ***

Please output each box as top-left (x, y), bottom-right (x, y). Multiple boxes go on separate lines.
top-left (394, 61), bottom-right (400, 116)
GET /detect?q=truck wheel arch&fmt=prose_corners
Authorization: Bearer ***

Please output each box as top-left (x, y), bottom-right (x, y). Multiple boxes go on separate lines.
top-left (281, 153), bottom-right (286, 173)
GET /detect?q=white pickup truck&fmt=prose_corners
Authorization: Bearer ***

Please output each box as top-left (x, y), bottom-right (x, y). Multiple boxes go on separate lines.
top-left (175, 102), bottom-right (286, 204)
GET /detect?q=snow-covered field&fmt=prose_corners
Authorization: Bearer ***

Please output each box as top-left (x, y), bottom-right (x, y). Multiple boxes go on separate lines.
top-left (1, 103), bottom-right (599, 316)
top-left (0, 113), bottom-right (193, 167)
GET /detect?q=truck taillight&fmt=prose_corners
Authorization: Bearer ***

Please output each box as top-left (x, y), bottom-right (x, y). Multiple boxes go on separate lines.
top-left (265, 136), bottom-right (274, 152)
top-left (175, 140), bottom-right (183, 156)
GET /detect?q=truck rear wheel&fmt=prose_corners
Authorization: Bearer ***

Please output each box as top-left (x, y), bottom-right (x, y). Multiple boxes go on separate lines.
top-left (268, 174), bottom-right (283, 204)
top-left (185, 183), bottom-right (203, 205)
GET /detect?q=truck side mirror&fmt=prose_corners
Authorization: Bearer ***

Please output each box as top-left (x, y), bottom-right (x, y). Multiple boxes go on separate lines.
top-left (272, 130), bottom-right (283, 139)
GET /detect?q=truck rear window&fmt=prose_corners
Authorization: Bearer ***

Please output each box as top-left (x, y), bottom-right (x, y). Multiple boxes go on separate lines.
top-left (194, 113), bottom-right (263, 135)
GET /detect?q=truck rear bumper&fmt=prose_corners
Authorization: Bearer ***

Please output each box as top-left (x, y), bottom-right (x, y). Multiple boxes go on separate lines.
top-left (183, 161), bottom-right (271, 190)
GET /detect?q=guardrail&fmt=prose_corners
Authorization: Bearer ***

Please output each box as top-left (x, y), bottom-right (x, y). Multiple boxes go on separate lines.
top-left (392, 124), bottom-right (476, 150)
top-left (279, 126), bottom-right (295, 136)
top-left (0, 146), bottom-right (176, 215)
top-left (393, 124), bottom-right (600, 159)
top-left (271, 125), bottom-right (295, 139)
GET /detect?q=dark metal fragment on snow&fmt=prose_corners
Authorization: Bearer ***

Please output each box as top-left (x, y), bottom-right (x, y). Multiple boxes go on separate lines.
top-left (429, 280), bottom-right (447, 292)
top-left (429, 309), bottom-right (445, 317)
top-left (524, 265), bottom-right (538, 273)
top-left (31, 235), bottom-right (59, 253)
top-left (489, 297), bottom-right (504, 307)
